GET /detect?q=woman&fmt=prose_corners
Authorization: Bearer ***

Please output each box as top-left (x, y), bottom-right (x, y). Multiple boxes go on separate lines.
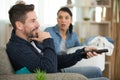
top-left (45, 7), bottom-right (80, 55)
top-left (45, 7), bottom-right (108, 80)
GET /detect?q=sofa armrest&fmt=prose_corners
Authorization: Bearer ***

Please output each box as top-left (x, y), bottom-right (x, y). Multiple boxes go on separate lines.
top-left (0, 73), bottom-right (88, 80)
top-left (47, 73), bottom-right (88, 80)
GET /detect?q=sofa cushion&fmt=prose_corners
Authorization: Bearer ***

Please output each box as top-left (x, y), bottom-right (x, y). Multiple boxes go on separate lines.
top-left (0, 47), bottom-right (14, 74)
top-left (15, 67), bottom-right (31, 74)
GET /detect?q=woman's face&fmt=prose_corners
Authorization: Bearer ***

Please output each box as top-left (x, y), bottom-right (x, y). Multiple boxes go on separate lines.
top-left (57, 11), bottom-right (72, 31)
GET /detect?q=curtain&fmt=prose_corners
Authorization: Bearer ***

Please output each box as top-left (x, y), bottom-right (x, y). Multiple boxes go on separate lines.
top-left (111, 0), bottom-right (120, 80)
top-left (112, 0), bottom-right (120, 23)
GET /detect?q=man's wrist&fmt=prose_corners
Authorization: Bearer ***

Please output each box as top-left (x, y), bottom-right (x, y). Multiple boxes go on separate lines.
top-left (42, 38), bottom-right (55, 49)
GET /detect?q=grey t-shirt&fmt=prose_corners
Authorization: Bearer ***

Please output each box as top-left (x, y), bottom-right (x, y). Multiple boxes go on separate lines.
top-left (60, 39), bottom-right (67, 55)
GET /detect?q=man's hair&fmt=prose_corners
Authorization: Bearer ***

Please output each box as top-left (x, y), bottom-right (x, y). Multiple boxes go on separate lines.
top-left (8, 4), bottom-right (34, 29)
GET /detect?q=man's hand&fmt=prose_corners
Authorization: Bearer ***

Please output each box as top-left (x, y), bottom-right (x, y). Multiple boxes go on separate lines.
top-left (85, 46), bottom-right (98, 58)
top-left (31, 30), bottom-right (51, 42)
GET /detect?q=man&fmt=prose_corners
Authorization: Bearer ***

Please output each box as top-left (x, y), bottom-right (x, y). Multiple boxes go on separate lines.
top-left (6, 3), bottom-right (108, 80)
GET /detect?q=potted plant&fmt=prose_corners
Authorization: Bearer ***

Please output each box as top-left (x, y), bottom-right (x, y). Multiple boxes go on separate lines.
top-left (35, 68), bottom-right (46, 80)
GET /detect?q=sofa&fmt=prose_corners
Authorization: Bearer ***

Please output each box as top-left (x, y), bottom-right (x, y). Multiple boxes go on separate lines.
top-left (67, 36), bottom-right (114, 71)
top-left (0, 46), bottom-right (88, 80)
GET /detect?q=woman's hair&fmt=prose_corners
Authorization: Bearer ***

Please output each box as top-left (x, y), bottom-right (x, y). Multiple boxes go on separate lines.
top-left (57, 7), bottom-right (73, 34)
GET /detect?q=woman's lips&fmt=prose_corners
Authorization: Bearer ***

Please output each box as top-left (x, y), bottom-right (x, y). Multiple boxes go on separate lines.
top-left (61, 24), bottom-right (66, 27)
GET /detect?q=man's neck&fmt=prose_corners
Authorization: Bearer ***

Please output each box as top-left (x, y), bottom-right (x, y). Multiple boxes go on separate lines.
top-left (16, 30), bottom-right (30, 42)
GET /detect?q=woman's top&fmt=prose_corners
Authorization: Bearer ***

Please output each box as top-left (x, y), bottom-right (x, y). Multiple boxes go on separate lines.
top-left (45, 24), bottom-right (80, 54)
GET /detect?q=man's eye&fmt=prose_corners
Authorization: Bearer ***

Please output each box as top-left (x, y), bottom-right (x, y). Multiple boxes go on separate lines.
top-left (31, 20), bottom-right (35, 23)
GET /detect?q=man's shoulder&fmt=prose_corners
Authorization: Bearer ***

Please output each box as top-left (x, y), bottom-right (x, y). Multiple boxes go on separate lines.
top-left (6, 40), bottom-right (31, 54)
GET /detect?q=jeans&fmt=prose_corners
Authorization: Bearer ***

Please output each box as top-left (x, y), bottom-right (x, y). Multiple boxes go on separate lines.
top-left (89, 77), bottom-right (109, 80)
top-left (62, 66), bottom-right (109, 80)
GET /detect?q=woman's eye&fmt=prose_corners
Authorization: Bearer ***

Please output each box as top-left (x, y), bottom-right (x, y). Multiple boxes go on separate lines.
top-left (58, 16), bottom-right (62, 19)
top-left (65, 17), bottom-right (69, 19)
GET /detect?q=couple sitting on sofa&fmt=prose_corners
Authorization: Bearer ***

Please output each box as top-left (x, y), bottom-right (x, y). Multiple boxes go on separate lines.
top-left (6, 2), bottom-right (109, 80)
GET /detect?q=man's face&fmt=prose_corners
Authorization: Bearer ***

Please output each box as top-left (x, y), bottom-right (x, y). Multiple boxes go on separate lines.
top-left (21, 11), bottom-right (40, 39)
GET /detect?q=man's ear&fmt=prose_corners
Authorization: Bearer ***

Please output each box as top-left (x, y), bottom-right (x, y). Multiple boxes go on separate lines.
top-left (15, 21), bottom-right (24, 30)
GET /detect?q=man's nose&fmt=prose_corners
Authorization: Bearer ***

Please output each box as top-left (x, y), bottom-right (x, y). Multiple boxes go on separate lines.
top-left (36, 21), bottom-right (40, 28)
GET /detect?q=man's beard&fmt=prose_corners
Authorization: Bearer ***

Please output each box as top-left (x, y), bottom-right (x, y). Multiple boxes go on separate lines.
top-left (24, 28), bottom-right (39, 41)
top-left (27, 32), bottom-right (38, 38)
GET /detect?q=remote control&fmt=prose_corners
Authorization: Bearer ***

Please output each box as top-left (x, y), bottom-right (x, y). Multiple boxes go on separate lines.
top-left (86, 49), bottom-right (108, 54)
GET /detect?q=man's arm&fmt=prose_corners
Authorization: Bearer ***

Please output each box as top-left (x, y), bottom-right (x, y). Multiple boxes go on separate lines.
top-left (40, 38), bottom-right (58, 72)
top-left (6, 38), bottom-right (58, 73)
top-left (28, 31), bottom-right (58, 72)
top-left (57, 48), bottom-right (86, 69)
top-left (57, 46), bottom-right (99, 69)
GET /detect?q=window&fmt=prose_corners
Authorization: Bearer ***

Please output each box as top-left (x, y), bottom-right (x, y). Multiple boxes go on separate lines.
top-left (41, 0), bottom-right (75, 30)
top-left (0, 0), bottom-right (75, 30)
top-left (0, 0), bottom-right (40, 20)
